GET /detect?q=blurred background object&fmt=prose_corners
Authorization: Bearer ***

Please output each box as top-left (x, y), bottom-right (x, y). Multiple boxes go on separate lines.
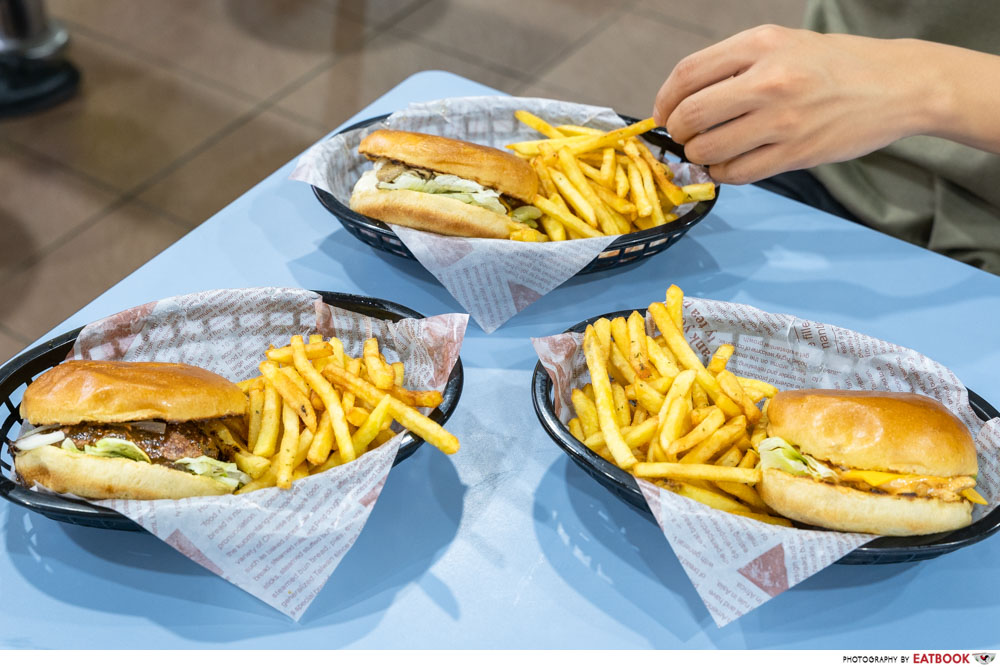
top-left (0, 0), bottom-right (805, 363)
top-left (0, 0), bottom-right (79, 116)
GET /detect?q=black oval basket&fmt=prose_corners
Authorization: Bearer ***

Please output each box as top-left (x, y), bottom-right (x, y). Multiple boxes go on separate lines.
top-left (0, 291), bottom-right (464, 532)
top-left (531, 307), bottom-right (1000, 565)
top-left (312, 112), bottom-right (719, 274)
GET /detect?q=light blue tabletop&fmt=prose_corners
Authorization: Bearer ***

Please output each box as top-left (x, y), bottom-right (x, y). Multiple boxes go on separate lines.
top-left (2, 71), bottom-right (999, 650)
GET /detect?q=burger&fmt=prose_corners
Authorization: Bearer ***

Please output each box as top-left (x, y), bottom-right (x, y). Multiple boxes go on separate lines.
top-left (12, 360), bottom-right (251, 499)
top-left (349, 129), bottom-right (541, 238)
top-left (758, 389), bottom-right (987, 536)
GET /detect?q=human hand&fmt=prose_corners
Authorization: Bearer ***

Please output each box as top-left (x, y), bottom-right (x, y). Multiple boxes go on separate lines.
top-left (653, 25), bottom-right (935, 184)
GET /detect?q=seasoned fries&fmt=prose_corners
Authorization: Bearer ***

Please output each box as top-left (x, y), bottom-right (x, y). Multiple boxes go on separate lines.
top-left (565, 284), bottom-right (782, 524)
top-left (233, 332), bottom-right (459, 493)
top-left (506, 112), bottom-right (715, 242)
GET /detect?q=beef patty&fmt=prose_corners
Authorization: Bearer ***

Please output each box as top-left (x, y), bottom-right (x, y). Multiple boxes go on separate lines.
top-left (61, 422), bottom-right (220, 465)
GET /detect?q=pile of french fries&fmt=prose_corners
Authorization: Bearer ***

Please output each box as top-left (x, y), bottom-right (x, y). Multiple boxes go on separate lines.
top-left (566, 285), bottom-right (789, 526)
top-left (505, 111), bottom-right (715, 242)
top-left (211, 334), bottom-right (457, 494)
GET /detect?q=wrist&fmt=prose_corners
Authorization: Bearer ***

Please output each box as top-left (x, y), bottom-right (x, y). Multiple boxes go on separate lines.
top-left (893, 39), bottom-right (957, 138)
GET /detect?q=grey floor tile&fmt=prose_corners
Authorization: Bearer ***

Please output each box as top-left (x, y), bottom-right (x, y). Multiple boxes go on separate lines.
top-left (531, 10), bottom-right (717, 119)
top-left (49, 0), bottom-right (368, 101)
top-left (0, 203), bottom-right (189, 340)
top-left (632, 0), bottom-right (808, 40)
top-left (275, 30), bottom-right (523, 130)
top-left (1, 33), bottom-right (254, 192)
top-left (136, 109), bottom-right (322, 226)
top-left (0, 329), bottom-right (29, 366)
top-left (395, 0), bottom-right (631, 79)
top-left (0, 142), bottom-right (119, 276)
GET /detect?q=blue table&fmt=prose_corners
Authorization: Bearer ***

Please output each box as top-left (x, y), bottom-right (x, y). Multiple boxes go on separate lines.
top-left (2, 71), bottom-right (999, 649)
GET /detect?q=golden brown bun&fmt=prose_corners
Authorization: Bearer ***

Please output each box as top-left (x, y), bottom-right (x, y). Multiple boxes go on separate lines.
top-left (22, 360), bottom-right (247, 426)
top-left (767, 389), bottom-right (977, 477)
top-left (350, 180), bottom-right (513, 239)
top-left (15, 445), bottom-right (232, 500)
top-left (760, 468), bottom-right (973, 536)
top-left (359, 129), bottom-right (538, 202)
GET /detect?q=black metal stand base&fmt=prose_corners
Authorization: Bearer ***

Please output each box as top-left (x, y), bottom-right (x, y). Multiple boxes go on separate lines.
top-left (0, 57), bottom-right (79, 117)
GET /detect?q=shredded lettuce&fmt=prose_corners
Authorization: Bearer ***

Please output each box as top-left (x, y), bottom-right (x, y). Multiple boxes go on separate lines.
top-left (758, 436), bottom-right (837, 481)
top-left (174, 456), bottom-right (251, 491)
top-left (378, 169), bottom-right (508, 215)
top-left (85, 437), bottom-right (151, 463)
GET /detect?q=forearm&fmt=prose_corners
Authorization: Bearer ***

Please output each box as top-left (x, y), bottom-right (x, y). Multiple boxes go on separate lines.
top-left (912, 39), bottom-right (1000, 153)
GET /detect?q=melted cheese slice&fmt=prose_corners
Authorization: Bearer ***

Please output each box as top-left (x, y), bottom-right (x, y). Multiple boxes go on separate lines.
top-left (838, 470), bottom-right (986, 504)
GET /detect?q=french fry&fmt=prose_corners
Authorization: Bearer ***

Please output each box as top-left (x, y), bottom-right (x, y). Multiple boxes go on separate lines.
top-left (567, 117), bottom-right (658, 155)
top-left (532, 195), bottom-right (603, 239)
top-left (534, 159), bottom-right (558, 198)
top-left (731, 511), bottom-right (794, 527)
top-left (307, 409), bottom-right (334, 466)
top-left (679, 417), bottom-right (747, 464)
top-left (259, 360), bottom-right (317, 433)
top-left (611, 382), bottom-right (631, 428)
top-left (691, 382), bottom-right (710, 409)
top-left (583, 325), bottom-right (637, 469)
top-left (321, 365), bottom-right (459, 455)
top-left (290, 336), bottom-right (355, 464)
top-left (609, 343), bottom-right (638, 385)
top-left (266, 340), bottom-right (333, 364)
top-left (571, 389), bottom-right (600, 438)
top-left (539, 215), bottom-right (567, 242)
top-left (737, 376), bottom-right (779, 399)
top-left (653, 395), bottom-right (690, 462)
top-left (633, 379), bottom-right (666, 414)
top-left (515, 109), bottom-right (565, 138)
top-left (584, 416), bottom-right (659, 451)
top-left (599, 147), bottom-right (616, 187)
top-left (615, 163), bottom-right (629, 198)
top-left (661, 479), bottom-right (749, 515)
top-left (665, 406), bottom-right (725, 457)
top-left (506, 134), bottom-right (591, 156)
top-left (247, 385), bottom-right (264, 452)
top-left (647, 302), bottom-right (742, 418)
top-left (253, 379), bottom-right (281, 457)
top-left (609, 316), bottom-right (630, 360)
top-left (690, 405), bottom-right (715, 426)
top-left (717, 370), bottom-right (763, 424)
top-left (557, 148), bottom-right (619, 236)
top-left (568, 417), bottom-right (585, 442)
top-left (634, 139), bottom-right (686, 207)
top-left (665, 284), bottom-right (684, 332)
top-left (550, 169), bottom-right (597, 228)
top-left (593, 317), bottom-right (613, 362)
top-left (201, 421), bottom-right (270, 480)
top-left (592, 180), bottom-right (638, 217)
top-left (624, 139), bottom-right (664, 226)
top-left (626, 160), bottom-right (652, 217)
top-left (510, 228), bottom-right (550, 242)
top-left (631, 406), bottom-right (648, 427)
top-left (633, 461), bottom-right (760, 485)
top-left (555, 124), bottom-right (604, 136)
top-left (237, 377), bottom-right (264, 393)
top-left (626, 310), bottom-right (652, 379)
top-left (707, 344), bottom-right (735, 375)
top-left (682, 183), bottom-right (716, 201)
top-left (391, 361), bottom-right (404, 386)
top-left (363, 338), bottom-right (396, 390)
top-left (645, 335), bottom-right (680, 378)
top-left (352, 395), bottom-right (393, 453)
top-left (275, 403), bottom-right (301, 489)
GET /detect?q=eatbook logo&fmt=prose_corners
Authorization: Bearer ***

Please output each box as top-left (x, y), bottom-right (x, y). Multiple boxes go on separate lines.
top-left (974, 655), bottom-right (995, 665)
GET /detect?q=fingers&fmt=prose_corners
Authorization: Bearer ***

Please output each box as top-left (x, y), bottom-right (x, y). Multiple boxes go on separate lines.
top-left (664, 77), bottom-right (757, 146)
top-left (653, 29), bottom-right (762, 127)
top-left (708, 143), bottom-right (790, 185)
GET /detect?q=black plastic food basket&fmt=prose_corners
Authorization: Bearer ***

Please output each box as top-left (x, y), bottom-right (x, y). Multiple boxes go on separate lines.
top-left (0, 292), bottom-right (464, 532)
top-left (312, 113), bottom-right (719, 274)
top-left (531, 308), bottom-right (1000, 565)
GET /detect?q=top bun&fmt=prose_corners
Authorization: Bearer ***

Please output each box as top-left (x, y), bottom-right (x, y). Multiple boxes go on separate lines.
top-left (767, 389), bottom-right (977, 477)
top-left (359, 129), bottom-right (539, 203)
top-left (22, 360), bottom-right (247, 426)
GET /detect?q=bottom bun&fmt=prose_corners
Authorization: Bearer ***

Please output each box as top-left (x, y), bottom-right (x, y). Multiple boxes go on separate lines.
top-left (350, 171), bottom-right (513, 239)
top-left (760, 469), bottom-right (973, 536)
top-left (15, 446), bottom-right (233, 500)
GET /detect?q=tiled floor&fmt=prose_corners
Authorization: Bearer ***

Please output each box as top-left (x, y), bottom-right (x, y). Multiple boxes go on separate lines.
top-left (0, 0), bottom-right (806, 363)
